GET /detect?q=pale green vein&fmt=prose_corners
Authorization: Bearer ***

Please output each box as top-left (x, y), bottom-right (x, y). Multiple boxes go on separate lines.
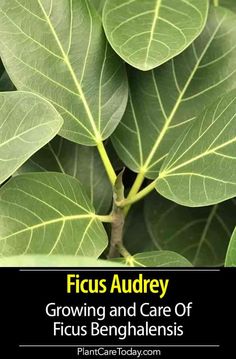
top-left (37, 0), bottom-right (101, 141)
top-left (0, 120), bottom-right (58, 149)
top-left (48, 220), bottom-right (66, 255)
top-left (48, 142), bottom-right (65, 173)
top-left (129, 92), bottom-right (143, 167)
top-left (138, 13), bottom-right (226, 174)
top-left (75, 218), bottom-right (94, 255)
top-left (193, 205), bottom-right (218, 264)
top-left (0, 214), bottom-right (95, 241)
top-left (144, 0), bottom-right (162, 69)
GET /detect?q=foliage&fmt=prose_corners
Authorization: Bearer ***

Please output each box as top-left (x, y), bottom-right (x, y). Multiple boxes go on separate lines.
top-left (0, 0), bottom-right (235, 267)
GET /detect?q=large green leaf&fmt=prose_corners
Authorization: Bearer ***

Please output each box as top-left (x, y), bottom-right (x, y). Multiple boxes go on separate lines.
top-left (0, 92), bottom-right (63, 185)
top-left (145, 192), bottom-right (235, 266)
top-left (0, 0), bottom-right (128, 145)
top-left (0, 255), bottom-right (125, 267)
top-left (118, 251), bottom-right (192, 267)
top-left (225, 228), bottom-right (236, 266)
top-left (156, 90), bottom-right (236, 206)
top-left (17, 137), bottom-right (112, 214)
top-left (0, 173), bottom-right (108, 257)
top-left (112, 7), bottom-right (236, 178)
top-left (220, 0), bottom-right (236, 13)
top-left (103, 0), bottom-right (208, 71)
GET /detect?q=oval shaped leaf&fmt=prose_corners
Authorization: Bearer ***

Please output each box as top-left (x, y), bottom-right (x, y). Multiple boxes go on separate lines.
top-left (0, 92), bottom-right (63, 184)
top-left (17, 137), bottom-right (112, 214)
top-left (145, 192), bottom-right (235, 266)
top-left (156, 90), bottom-right (236, 206)
top-left (225, 228), bottom-right (236, 266)
top-left (112, 7), bottom-right (236, 178)
top-left (103, 0), bottom-right (208, 71)
top-left (0, 255), bottom-right (125, 267)
top-left (119, 251), bottom-right (192, 267)
top-left (0, 173), bottom-right (108, 257)
top-left (0, 0), bottom-right (128, 145)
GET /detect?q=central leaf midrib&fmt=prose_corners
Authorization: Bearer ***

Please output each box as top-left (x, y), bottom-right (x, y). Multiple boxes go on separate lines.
top-left (142, 13), bottom-right (225, 174)
top-left (144, 0), bottom-right (162, 69)
top-left (1, 213), bottom-right (95, 241)
top-left (0, 120), bottom-right (58, 149)
top-left (37, 0), bottom-right (101, 142)
top-left (161, 134), bottom-right (236, 177)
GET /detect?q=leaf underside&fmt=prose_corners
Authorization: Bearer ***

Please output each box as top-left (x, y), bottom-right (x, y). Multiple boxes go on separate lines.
top-left (0, 173), bottom-right (108, 257)
top-left (112, 7), bottom-right (236, 178)
top-left (0, 0), bottom-right (128, 145)
top-left (0, 92), bottom-right (63, 184)
top-left (103, 0), bottom-right (208, 71)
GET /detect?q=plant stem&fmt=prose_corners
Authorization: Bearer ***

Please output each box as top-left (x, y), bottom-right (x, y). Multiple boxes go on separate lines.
top-left (116, 243), bottom-right (132, 258)
top-left (107, 169), bottom-right (127, 258)
top-left (107, 208), bottom-right (125, 258)
top-left (124, 172), bottom-right (145, 215)
top-left (119, 179), bottom-right (157, 208)
top-left (96, 215), bottom-right (114, 223)
top-left (97, 141), bottom-right (116, 186)
top-left (213, 0), bottom-right (219, 6)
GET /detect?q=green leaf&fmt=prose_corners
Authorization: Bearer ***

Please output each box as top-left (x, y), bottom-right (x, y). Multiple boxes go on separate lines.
top-left (225, 228), bottom-right (236, 266)
top-left (89, 0), bottom-right (106, 15)
top-left (145, 192), bottom-right (235, 266)
top-left (123, 200), bottom-right (156, 253)
top-left (0, 0), bottom-right (128, 145)
top-left (220, 0), bottom-right (236, 13)
top-left (156, 89), bottom-right (236, 206)
top-left (112, 7), bottom-right (236, 178)
top-left (121, 251), bottom-right (192, 267)
top-left (0, 255), bottom-right (125, 267)
top-left (0, 92), bottom-right (63, 185)
top-left (103, 0), bottom-right (208, 71)
top-left (17, 137), bottom-right (112, 214)
top-left (0, 173), bottom-right (108, 257)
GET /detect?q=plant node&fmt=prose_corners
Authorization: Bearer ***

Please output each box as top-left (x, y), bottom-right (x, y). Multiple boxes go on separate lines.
top-left (107, 169), bottom-right (127, 258)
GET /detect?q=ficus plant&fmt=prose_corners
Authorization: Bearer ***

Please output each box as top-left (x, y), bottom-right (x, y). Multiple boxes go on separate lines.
top-left (0, 0), bottom-right (236, 267)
